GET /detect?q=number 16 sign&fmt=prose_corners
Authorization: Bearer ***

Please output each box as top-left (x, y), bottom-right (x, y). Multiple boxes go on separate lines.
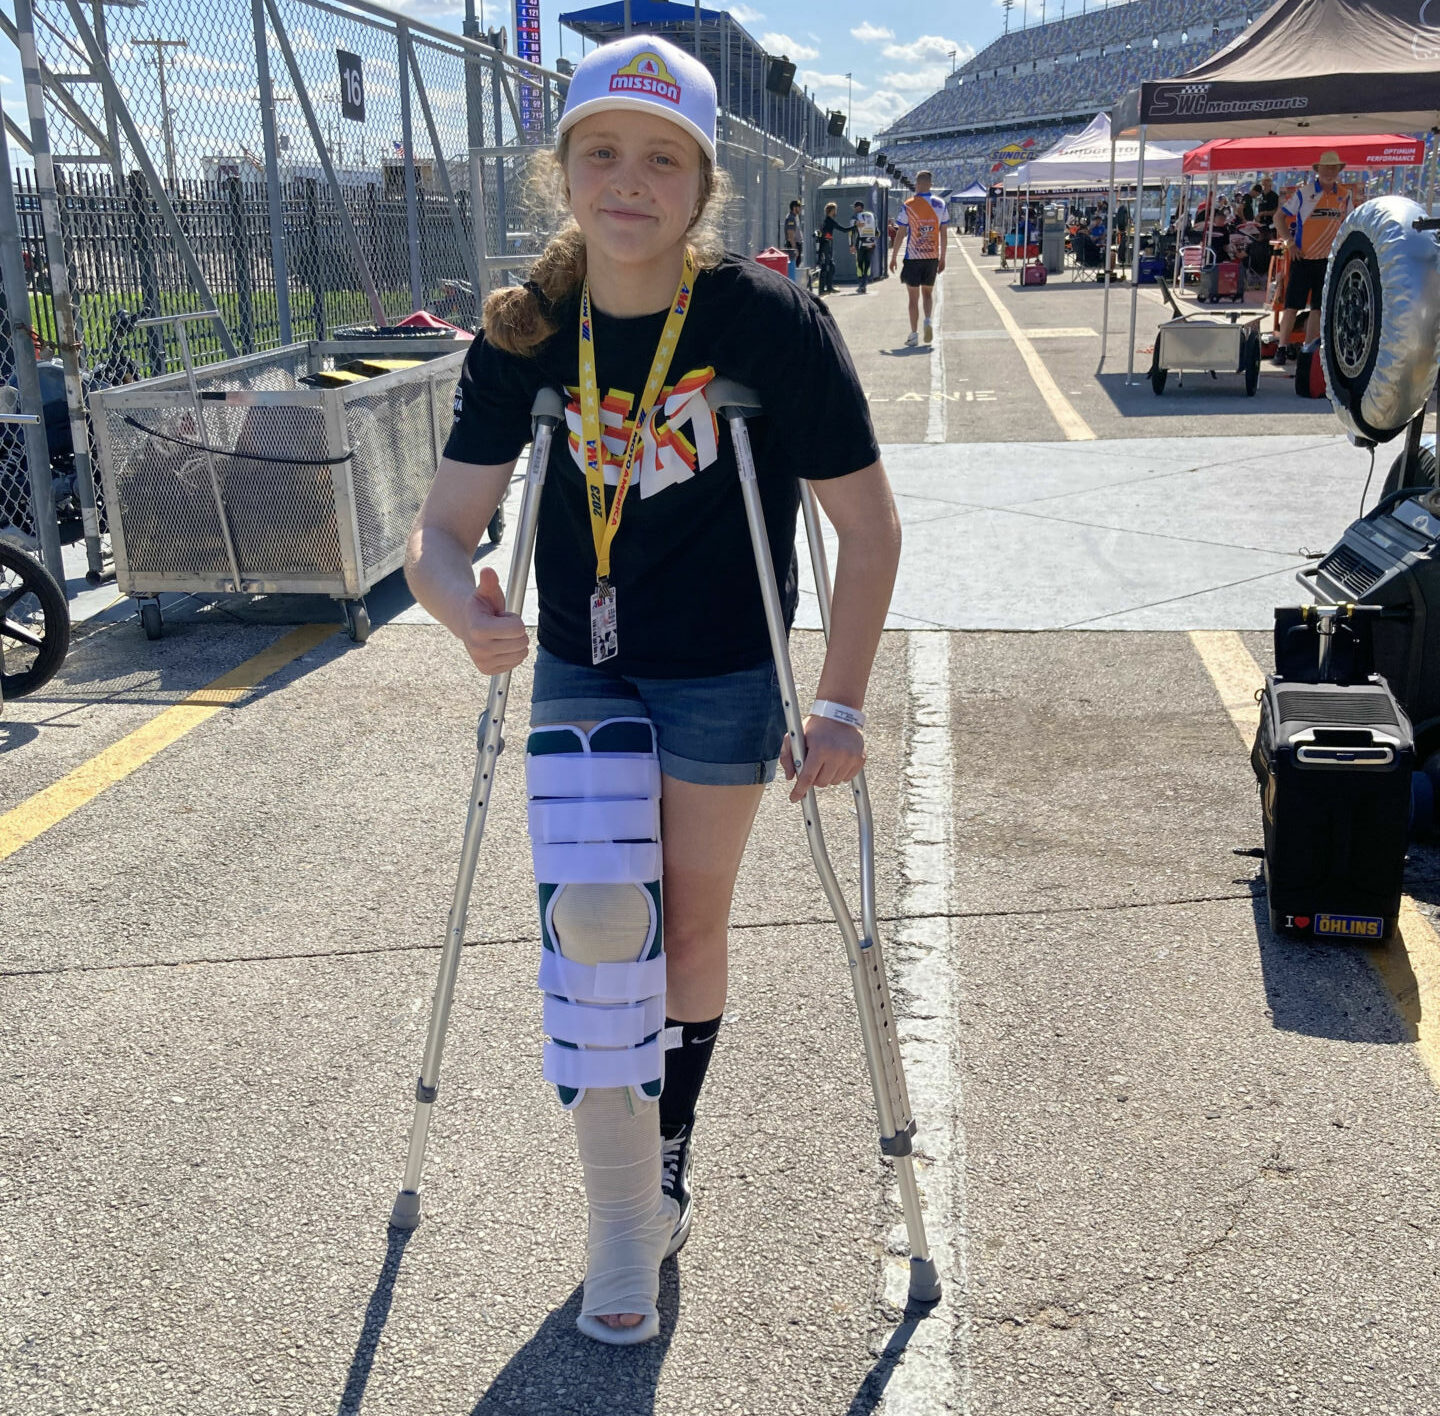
top-left (338, 50), bottom-right (366, 122)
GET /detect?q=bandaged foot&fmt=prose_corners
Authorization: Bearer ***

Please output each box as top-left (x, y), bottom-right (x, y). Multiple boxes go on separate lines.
top-left (572, 1081), bottom-right (679, 1343)
top-left (527, 722), bottom-right (677, 1344)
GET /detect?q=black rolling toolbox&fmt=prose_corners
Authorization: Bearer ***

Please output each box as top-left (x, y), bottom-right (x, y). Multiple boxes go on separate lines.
top-left (1251, 606), bottom-right (1413, 942)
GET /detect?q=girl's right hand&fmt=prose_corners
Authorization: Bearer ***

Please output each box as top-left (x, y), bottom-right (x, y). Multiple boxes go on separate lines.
top-left (459, 565), bottom-right (530, 675)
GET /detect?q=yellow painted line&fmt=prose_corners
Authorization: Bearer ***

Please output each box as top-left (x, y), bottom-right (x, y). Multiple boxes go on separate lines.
top-left (958, 241), bottom-right (1097, 441)
top-left (0, 624), bottom-right (334, 862)
top-left (1190, 629), bottom-right (1440, 1090)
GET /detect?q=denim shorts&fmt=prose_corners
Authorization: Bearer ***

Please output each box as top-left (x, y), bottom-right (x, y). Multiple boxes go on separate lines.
top-left (529, 646), bottom-right (786, 786)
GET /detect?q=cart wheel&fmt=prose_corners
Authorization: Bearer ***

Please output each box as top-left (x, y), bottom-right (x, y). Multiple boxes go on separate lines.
top-left (140, 601), bottom-right (163, 641)
top-left (343, 600), bottom-right (371, 644)
top-left (1151, 364), bottom-right (1168, 396)
top-left (0, 538), bottom-right (69, 698)
top-left (487, 506), bottom-right (505, 546)
top-left (1244, 340), bottom-right (1260, 397)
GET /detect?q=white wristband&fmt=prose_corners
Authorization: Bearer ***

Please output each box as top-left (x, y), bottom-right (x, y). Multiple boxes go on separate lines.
top-left (810, 699), bottom-right (866, 729)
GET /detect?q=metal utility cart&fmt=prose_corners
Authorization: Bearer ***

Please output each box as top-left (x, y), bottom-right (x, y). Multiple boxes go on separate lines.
top-left (1149, 279), bottom-right (1262, 397)
top-left (91, 315), bottom-right (474, 642)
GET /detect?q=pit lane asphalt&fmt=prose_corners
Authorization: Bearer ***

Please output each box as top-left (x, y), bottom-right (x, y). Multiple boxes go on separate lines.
top-left (3, 237), bottom-right (1438, 1416)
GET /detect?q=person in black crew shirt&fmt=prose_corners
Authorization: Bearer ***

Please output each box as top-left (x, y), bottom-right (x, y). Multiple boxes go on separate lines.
top-left (817, 201), bottom-right (851, 295)
top-left (406, 33), bottom-right (900, 1348)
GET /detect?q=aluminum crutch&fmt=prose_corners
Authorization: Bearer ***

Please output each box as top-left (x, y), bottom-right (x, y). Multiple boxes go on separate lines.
top-left (390, 385), bottom-right (566, 1230)
top-left (705, 378), bottom-right (942, 1305)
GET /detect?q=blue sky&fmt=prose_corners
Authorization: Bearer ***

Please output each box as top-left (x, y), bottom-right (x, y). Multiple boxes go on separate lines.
top-left (416, 0), bottom-right (1022, 141)
top-left (0, 0), bottom-right (1108, 153)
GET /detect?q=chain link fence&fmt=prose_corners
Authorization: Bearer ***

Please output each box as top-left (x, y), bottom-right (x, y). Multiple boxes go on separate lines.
top-left (0, 0), bottom-right (837, 585)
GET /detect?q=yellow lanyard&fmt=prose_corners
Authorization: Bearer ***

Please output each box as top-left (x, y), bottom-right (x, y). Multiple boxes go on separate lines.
top-left (577, 248), bottom-right (696, 584)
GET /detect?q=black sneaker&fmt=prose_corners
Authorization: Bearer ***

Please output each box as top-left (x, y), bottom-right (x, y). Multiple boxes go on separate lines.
top-left (661, 1129), bottom-right (693, 1258)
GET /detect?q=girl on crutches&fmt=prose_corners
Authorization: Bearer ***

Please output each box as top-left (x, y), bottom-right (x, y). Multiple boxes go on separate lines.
top-left (404, 34), bottom-right (901, 1345)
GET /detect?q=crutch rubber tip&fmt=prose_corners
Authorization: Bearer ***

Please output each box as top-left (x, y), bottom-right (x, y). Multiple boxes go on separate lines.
top-left (389, 1189), bottom-right (423, 1231)
top-left (908, 1256), bottom-right (942, 1305)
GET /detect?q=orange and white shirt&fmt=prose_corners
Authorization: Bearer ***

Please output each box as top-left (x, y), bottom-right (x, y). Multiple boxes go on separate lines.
top-left (1279, 179), bottom-right (1354, 261)
top-left (894, 194), bottom-right (949, 261)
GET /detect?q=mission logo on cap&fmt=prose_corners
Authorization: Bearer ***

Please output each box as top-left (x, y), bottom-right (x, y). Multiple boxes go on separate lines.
top-left (610, 51), bottom-right (682, 104)
top-left (558, 33), bottom-right (717, 161)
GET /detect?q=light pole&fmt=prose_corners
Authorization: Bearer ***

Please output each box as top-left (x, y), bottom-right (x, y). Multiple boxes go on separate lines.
top-left (134, 36), bottom-right (187, 191)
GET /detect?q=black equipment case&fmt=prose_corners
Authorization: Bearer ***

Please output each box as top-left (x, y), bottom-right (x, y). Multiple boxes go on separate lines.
top-left (1252, 607), bottom-right (1413, 942)
top-left (1304, 482), bottom-right (1438, 748)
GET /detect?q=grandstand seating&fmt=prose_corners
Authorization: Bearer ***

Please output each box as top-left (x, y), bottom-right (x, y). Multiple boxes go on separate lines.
top-left (877, 0), bottom-right (1259, 189)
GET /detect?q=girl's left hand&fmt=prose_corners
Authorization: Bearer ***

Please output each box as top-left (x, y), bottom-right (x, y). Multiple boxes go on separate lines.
top-left (779, 716), bottom-right (866, 804)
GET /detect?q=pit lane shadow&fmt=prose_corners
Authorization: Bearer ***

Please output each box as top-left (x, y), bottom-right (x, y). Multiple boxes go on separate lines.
top-left (337, 1231), bottom-right (677, 1416)
top-left (1247, 870), bottom-right (1418, 1045)
top-left (1093, 370), bottom-right (1339, 418)
top-left (844, 1299), bottom-right (946, 1415)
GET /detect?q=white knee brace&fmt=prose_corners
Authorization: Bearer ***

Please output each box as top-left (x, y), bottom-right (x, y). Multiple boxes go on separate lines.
top-left (527, 717), bottom-right (677, 1342)
top-left (526, 717), bottom-right (666, 1110)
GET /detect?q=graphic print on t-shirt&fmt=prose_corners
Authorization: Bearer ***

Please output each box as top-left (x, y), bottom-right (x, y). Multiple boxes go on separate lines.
top-left (896, 194), bottom-right (947, 261)
top-left (564, 365), bottom-right (717, 500)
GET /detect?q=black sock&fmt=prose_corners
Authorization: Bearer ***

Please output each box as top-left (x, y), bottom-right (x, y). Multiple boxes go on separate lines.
top-left (659, 1015), bottom-right (722, 1141)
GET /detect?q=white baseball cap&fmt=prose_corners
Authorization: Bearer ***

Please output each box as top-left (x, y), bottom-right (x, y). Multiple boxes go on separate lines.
top-left (558, 34), bottom-right (717, 162)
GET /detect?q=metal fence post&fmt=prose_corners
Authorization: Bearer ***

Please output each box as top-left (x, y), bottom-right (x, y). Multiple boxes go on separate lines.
top-left (228, 176), bottom-right (256, 354)
top-left (489, 52), bottom-right (508, 259)
top-left (408, 37), bottom-right (484, 303)
top-left (263, 0), bottom-right (385, 326)
top-left (397, 23), bottom-right (424, 312)
top-left (14, 0), bottom-right (105, 579)
top-left (125, 171), bottom-right (164, 378)
top-left (61, 0), bottom-right (236, 360)
top-left (304, 177), bottom-right (326, 340)
top-left (252, 0), bottom-right (292, 346)
top-left (0, 122), bottom-right (60, 579)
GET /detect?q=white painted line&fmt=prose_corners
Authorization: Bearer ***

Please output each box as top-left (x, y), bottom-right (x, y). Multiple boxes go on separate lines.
top-left (958, 242), bottom-right (1097, 442)
top-left (878, 632), bottom-right (970, 1415)
top-left (926, 269), bottom-right (947, 445)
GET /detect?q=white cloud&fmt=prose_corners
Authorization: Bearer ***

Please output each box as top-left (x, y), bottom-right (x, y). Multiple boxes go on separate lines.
top-left (730, 4), bottom-right (764, 23)
top-left (172, 52), bottom-right (245, 75)
top-left (798, 69), bottom-right (866, 92)
top-left (880, 34), bottom-right (970, 66)
top-left (851, 22), bottom-right (894, 43)
top-left (0, 75), bottom-right (12, 85)
top-left (761, 32), bottom-right (818, 61)
top-left (881, 65), bottom-right (950, 93)
top-left (848, 88), bottom-right (911, 136)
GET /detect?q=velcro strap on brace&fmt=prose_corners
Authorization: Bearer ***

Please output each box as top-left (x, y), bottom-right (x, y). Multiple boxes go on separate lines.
top-left (526, 754), bottom-right (662, 803)
top-left (531, 841), bottom-right (664, 884)
top-left (544, 1036), bottom-right (663, 1091)
top-left (527, 797), bottom-right (661, 845)
top-left (538, 948), bottom-right (667, 1004)
top-left (542, 993), bottom-right (667, 1048)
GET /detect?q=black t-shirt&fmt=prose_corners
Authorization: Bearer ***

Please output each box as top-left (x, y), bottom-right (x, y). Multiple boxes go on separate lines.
top-left (444, 252), bottom-right (879, 678)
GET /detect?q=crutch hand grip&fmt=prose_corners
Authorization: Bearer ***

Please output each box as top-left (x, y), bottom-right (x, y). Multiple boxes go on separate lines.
top-left (530, 386), bottom-right (565, 427)
top-left (704, 378), bottom-right (762, 419)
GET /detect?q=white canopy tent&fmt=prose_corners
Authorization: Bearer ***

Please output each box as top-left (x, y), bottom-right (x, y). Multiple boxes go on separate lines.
top-left (1003, 113), bottom-right (1195, 190)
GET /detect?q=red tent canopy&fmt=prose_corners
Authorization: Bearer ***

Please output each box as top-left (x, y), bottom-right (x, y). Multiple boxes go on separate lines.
top-left (1182, 133), bottom-right (1424, 174)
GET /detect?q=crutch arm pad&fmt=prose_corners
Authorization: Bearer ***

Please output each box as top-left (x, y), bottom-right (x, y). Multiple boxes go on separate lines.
top-left (703, 378), bottom-right (762, 420)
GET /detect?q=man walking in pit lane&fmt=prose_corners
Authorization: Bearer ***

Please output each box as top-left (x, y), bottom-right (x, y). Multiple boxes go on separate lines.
top-left (888, 170), bottom-right (948, 346)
